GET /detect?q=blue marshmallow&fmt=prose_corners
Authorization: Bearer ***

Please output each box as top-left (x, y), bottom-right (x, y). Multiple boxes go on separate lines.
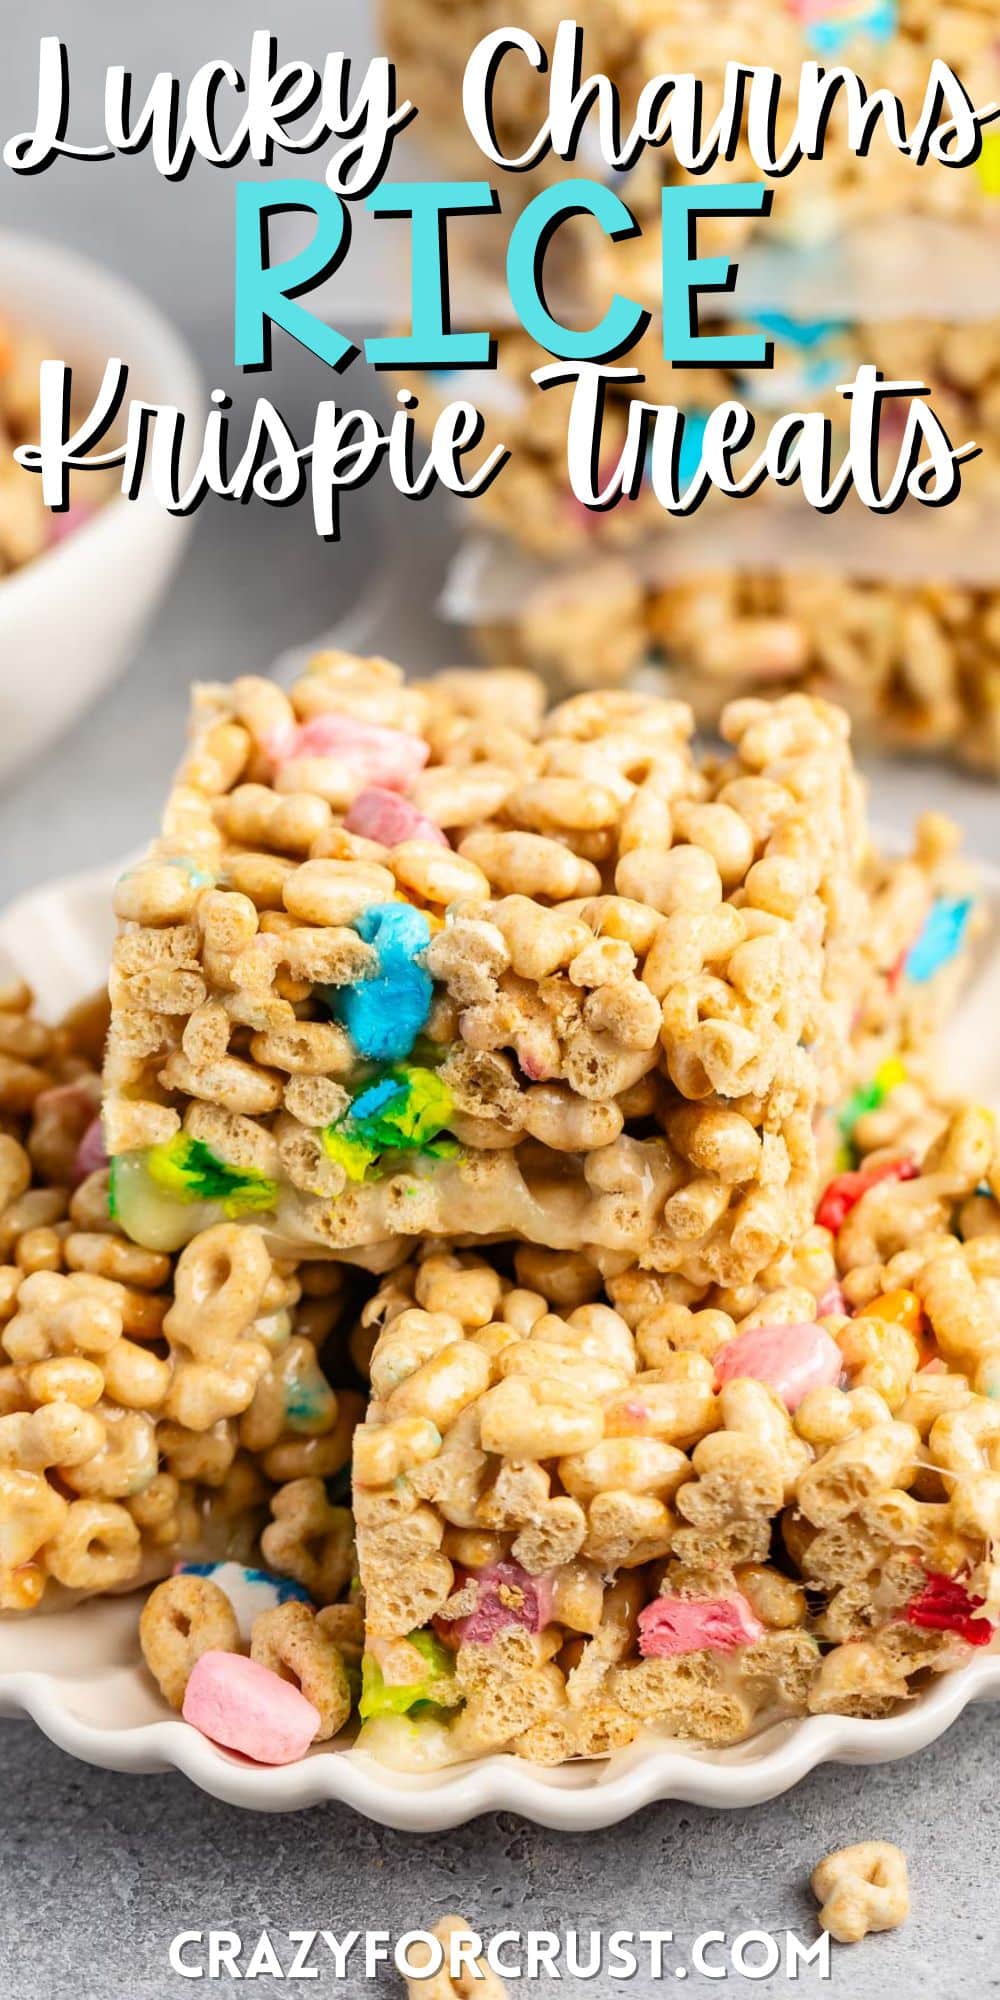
top-left (905, 896), bottom-right (974, 985)
top-left (806, 0), bottom-right (897, 55)
top-left (327, 902), bottom-right (433, 1062)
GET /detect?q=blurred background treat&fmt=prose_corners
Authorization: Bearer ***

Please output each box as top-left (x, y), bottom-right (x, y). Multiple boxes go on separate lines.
top-left (384, 0), bottom-right (1000, 259)
top-left (383, 0), bottom-right (1000, 773)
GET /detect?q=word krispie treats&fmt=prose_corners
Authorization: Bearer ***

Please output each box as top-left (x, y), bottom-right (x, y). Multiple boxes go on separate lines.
top-left (353, 1090), bottom-right (1000, 1769)
top-left (412, 319), bottom-right (1000, 561)
top-left (104, 655), bottom-right (879, 1287)
top-left (0, 979), bottom-right (360, 1613)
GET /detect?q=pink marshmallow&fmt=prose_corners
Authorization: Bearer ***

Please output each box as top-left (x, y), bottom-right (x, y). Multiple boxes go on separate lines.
top-left (455, 1561), bottom-right (554, 1644)
top-left (266, 714), bottom-right (429, 791)
top-left (792, 0), bottom-right (852, 18)
top-left (713, 1321), bottom-right (843, 1411)
top-left (638, 1593), bottom-right (764, 1660)
top-left (344, 786), bottom-right (448, 849)
top-left (73, 1114), bottom-right (108, 1185)
top-left (182, 1650), bottom-right (319, 1765)
top-left (816, 1281), bottom-right (848, 1319)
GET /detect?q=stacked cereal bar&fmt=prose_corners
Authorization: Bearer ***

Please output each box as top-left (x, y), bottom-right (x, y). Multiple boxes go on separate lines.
top-left (0, 980), bottom-right (360, 1613)
top-left (102, 652), bottom-right (889, 1287)
top-left (10, 649), bottom-right (986, 1782)
top-left (353, 1087), bottom-right (1000, 1768)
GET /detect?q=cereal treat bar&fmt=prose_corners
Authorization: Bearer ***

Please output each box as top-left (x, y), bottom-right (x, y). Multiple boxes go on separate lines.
top-left (385, 0), bottom-right (999, 245)
top-left (104, 655), bottom-right (876, 1287)
top-left (0, 979), bottom-right (360, 1612)
top-left (479, 570), bottom-right (1000, 773)
top-left (410, 319), bottom-right (1000, 560)
top-left (353, 1090), bottom-right (1000, 1770)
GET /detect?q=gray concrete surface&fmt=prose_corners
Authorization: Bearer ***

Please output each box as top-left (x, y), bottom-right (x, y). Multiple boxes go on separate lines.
top-left (1, 7), bottom-right (999, 1997)
top-left (2, 1706), bottom-right (999, 2000)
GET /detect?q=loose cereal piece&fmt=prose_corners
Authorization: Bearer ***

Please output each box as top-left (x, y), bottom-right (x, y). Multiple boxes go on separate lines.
top-left (403, 1917), bottom-right (508, 2000)
top-left (250, 1599), bottom-right (351, 1740)
top-left (811, 1842), bottom-right (910, 1945)
top-left (139, 1573), bottom-right (241, 1708)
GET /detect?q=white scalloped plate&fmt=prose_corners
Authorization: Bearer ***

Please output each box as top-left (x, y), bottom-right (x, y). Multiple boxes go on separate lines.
top-left (2, 856), bottom-right (1000, 1827)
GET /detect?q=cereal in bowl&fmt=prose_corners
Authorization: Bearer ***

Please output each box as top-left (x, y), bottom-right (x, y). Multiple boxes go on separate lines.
top-left (0, 318), bottom-right (112, 578)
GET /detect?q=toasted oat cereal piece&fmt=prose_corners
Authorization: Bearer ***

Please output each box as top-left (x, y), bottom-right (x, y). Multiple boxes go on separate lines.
top-left (811, 1842), bottom-right (910, 1945)
top-left (105, 654), bottom-right (880, 1290)
top-left (250, 1598), bottom-right (351, 1740)
top-left (139, 1572), bottom-right (240, 1708)
top-left (403, 1917), bottom-right (509, 2000)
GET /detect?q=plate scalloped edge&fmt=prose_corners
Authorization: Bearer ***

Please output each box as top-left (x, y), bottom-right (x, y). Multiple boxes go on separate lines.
top-left (2, 854), bottom-right (1000, 1826)
top-left (3, 1649), bottom-right (1000, 1828)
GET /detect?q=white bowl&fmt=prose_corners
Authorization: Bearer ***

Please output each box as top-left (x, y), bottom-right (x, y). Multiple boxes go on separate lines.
top-left (0, 230), bottom-right (201, 783)
top-left (1, 857), bottom-right (1000, 1828)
